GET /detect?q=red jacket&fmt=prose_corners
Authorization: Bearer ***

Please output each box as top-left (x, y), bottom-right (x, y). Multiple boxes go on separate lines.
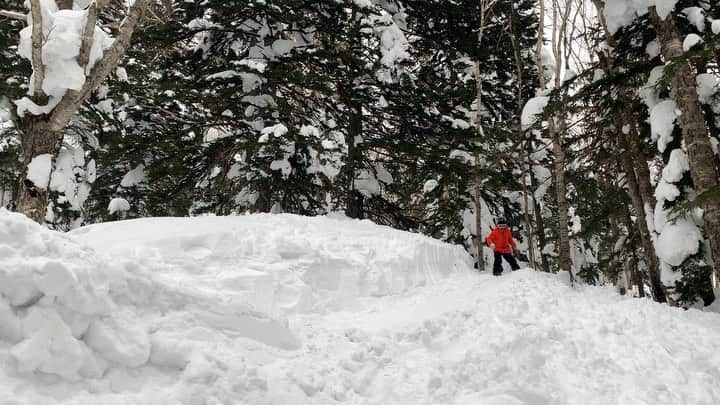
top-left (486, 227), bottom-right (516, 254)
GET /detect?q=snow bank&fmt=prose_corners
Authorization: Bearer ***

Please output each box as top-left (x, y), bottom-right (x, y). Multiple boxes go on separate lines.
top-left (71, 214), bottom-right (472, 314)
top-left (3, 211), bottom-right (720, 404)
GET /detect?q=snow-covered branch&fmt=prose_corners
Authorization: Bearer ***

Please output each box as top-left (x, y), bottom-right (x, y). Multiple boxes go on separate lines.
top-left (0, 9), bottom-right (26, 21)
top-left (77, 1), bottom-right (99, 70)
top-left (29, 0), bottom-right (45, 100)
top-left (48, 0), bottom-right (149, 131)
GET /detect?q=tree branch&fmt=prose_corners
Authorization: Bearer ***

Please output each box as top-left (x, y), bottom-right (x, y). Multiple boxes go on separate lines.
top-left (48, 0), bottom-right (149, 131)
top-left (77, 1), bottom-right (99, 71)
top-left (0, 10), bottom-right (26, 21)
top-left (29, 0), bottom-right (45, 100)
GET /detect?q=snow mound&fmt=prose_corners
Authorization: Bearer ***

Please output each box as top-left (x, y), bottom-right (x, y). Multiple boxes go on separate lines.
top-left (71, 214), bottom-right (472, 314)
top-left (4, 211), bottom-right (720, 404)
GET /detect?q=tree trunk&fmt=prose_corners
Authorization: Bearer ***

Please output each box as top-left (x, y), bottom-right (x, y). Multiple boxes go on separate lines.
top-left (16, 117), bottom-right (64, 223)
top-left (473, 60), bottom-right (486, 271)
top-left (530, 169), bottom-right (551, 272)
top-left (521, 157), bottom-right (537, 270)
top-left (617, 128), bottom-right (667, 302)
top-left (345, 104), bottom-right (364, 219)
top-left (550, 118), bottom-right (573, 278)
top-left (649, 8), bottom-right (720, 284)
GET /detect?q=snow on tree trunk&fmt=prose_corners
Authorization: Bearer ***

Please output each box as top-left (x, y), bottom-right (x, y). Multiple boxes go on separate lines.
top-left (649, 7), bottom-right (720, 284)
top-left (16, 117), bottom-right (63, 222)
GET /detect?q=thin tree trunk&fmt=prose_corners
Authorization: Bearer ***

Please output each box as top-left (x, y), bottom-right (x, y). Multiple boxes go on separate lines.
top-left (509, 12), bottom-right (536, 270)
top-left (345, 104), bottom-right (364, 219)
top-left (550, 118), bottom-right (573, 277)
top-left (592, 0), bottom-right (665, 300)
top-left (521, 153), bottom-right (537, 270)
top-left (617, 129), bottom-right (667, 302)
top-left (473, 60), bottom-right (485, 271)
top-left (533, 194), bottom-right (551, 272)
top-left (649, 8), bottom-right (720, 284)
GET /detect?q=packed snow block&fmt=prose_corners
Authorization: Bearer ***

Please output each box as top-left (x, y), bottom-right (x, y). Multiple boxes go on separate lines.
top-left (84, 313), bottom-right (151, 368)
top-left (10, 307), bottom-right (89, 380)
top-left (0, 210), bottom-right (122, 381)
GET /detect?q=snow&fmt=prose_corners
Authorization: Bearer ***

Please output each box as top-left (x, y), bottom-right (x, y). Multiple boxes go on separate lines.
top-left (645, 40), bottom-right (660, 58)
top-left (603, 0), bottom-right (678, 33)
top-left (261, 123), bottom-right (289, 138)
top-left (2, 211), bottom-right (720, 404)
top-left (661, 149), bottom-right (689, 183)
top-left (713, 20), bottom-right (720, 35)
top-left (682, 7), bottom-right (705, 32)
top-left (640, 65), bottom-right (665, 109)
top-left (120, 164), bottom-right (146, 188)
top-left (423, 179), bottom-right (439, 193)
top-left (655, 180), bottom-right (680, 203)
top-left (16, 1), bottom-right (114, 116)
top-left (26, 153), bottom-right (53, 190)
top-left (656, 216), bottom-right (703, 266)
top-left (650, 100), bottom-right (677, 153)
top-left (603, 0), bottom-right (647, 34)
top-left (520, 96), bottom-right (549, 130)
top-left (682, 34), bottom-right (703, 52)
top-left (50, 147), bottom-right (93, 211)
top-left (696, 73), bottom-right (719, 104)
top-left (654, 0), bottom-right (678, 19)
top-left (107, 197), bottom-right (130, 214)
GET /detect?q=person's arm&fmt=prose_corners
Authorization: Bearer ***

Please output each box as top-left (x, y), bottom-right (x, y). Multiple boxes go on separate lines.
top-left (509, 231), bottom-right (517, 250)
top-left (485, 230), bottom-right (494, 247)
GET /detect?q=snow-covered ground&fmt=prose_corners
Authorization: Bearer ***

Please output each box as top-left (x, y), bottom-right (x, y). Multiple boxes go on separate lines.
top-left (1, 210), bottom-right (720, 404)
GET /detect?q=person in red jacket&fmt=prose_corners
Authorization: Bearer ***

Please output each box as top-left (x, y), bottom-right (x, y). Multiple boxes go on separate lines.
top-left (485, 219), bottom-right (520, 275)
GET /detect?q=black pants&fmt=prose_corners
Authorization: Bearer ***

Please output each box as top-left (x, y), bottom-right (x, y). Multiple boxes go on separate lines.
top-left (493, 252), bottom-right (520, 275)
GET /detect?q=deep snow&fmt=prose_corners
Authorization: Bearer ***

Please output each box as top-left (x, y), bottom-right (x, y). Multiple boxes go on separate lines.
top-left (1, 210), bottom-right (720, 404)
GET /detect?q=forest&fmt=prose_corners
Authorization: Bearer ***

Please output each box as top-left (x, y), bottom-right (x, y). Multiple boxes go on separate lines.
top-left (1, 0), bottom-right (719, 308)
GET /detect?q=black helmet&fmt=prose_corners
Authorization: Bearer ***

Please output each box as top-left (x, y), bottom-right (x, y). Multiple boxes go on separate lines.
top-left (496, 219), bottom-right (508, 227)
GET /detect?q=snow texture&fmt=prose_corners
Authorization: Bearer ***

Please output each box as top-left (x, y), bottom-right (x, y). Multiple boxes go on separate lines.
top-left (521, 96), bottom-right (549, 130)
top-left (16, 0), bottom-right (114, 116)
top-left (107, 197), bottom-right (130, 214)
top-left (603, 0), bottom-right (679, 33)
top-left (120, 164), bottom-right (146, 188)
top-left (650, 100), bottom-right (677, 153)
top-left (423, 179), bottom-right (439, 193)
top-left (1, 211), bottom-right (720, 404)
top-left (26, 153), bottom-right (53, 190)
top-left (681, 7), bottom-right (705, 32)
top-left (697, 73), bottom-right (719, 104)
top-left (656, 216), bottom-right (702, 266)
top-left (661, 149), bottom-right (690, 183)
top-left (682, 34), bottom-right (703, 52)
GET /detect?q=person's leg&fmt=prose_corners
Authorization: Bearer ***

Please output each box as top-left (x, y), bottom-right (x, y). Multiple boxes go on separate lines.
top-left (503, 253), bottom-right (521, 270)
top-left (493, 252), bottom-right (503, 275)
